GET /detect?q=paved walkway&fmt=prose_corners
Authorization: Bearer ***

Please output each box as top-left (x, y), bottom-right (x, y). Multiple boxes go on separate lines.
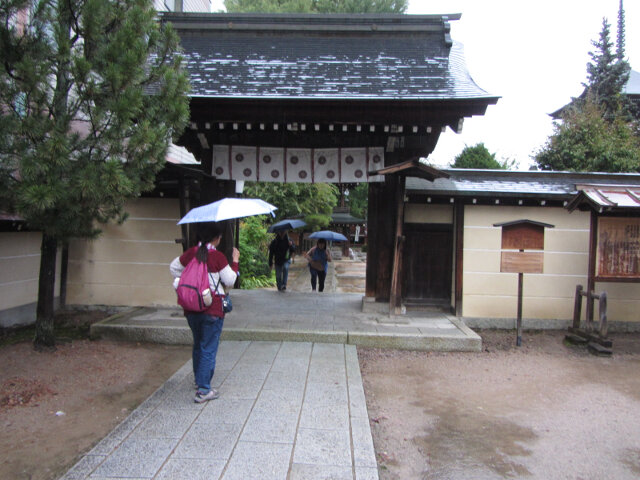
top-left (62, 258), bottom-right (481, 479)
top-left (62, 341), bottom-right (377, 480)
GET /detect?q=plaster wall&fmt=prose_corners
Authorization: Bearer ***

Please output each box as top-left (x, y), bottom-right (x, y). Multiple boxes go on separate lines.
top-left (462, 205), bottom-right (640, 323)
top-left (404, 203), bottom-right (453, 224)
top-left (0, 232), bottom-right (61, 327)
top-left (66, 198), bottom-right (183, 307)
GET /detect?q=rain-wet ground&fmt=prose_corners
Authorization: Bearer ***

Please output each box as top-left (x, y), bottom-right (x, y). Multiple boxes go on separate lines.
top-left (359, 330), bottom-right (640, 479)
top-left (285, 254), bottom-right (366, 294)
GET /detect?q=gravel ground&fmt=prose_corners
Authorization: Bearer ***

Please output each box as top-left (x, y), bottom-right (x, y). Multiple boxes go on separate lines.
top-left (358, 329), bottom-right (640, 480)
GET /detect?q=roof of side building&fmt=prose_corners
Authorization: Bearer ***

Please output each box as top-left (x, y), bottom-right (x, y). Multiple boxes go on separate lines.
top-left (406, 169), bottom-right (640, 202)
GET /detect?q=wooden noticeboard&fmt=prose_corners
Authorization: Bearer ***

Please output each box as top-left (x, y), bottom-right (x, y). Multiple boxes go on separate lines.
top-left (596, 217), bottom-right (640, 280)
top-left (495, 220), bottom-right (553, 274)
top-left (494, 219), bottom-right (554, 347)
top-left (500, 251), bottom-right (544, 274)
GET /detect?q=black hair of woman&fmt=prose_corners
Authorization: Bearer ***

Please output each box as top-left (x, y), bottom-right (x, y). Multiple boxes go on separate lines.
top-left (196, 223), bottom-right (222, 263)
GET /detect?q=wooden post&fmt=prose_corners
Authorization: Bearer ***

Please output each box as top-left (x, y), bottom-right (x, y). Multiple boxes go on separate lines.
top-left (572, 284), bottom-right (583, 330)
top-left (516, 271), bottom-right (523, 346)
top-left (599, 292), bottom-right (608, 338)
top-left (389, 175), bottom-right (406, 315)
top-left (586, 210), bottom-right (598, 332)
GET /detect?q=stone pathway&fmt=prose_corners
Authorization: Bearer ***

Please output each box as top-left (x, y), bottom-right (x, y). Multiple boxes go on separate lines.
top-left (62, 341), bottom-right (378, 480)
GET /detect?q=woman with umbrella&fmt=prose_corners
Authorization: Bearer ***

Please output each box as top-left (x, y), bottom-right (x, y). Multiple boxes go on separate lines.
top-left (170, 223), bottom-right (239, 403)
top-left (304, 237), bottom-right (333, 293)
top-left (171, 197), bottom-right (275, 402)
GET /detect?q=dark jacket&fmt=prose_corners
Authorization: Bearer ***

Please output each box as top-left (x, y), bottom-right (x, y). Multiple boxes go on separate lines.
top-left (269, 235), bottom-right (295, 267)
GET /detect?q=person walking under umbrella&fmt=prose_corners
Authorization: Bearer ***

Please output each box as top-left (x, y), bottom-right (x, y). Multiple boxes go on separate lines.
top-left (268, 230), bottom-right (296, 291)
top-left (170, 223), bottom-right (239, 403)
top-left (304, 238), bottom-right (332, 292)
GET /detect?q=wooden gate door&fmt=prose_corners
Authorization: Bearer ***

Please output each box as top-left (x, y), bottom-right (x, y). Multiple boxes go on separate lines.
top-left (402, 223), bottom-right (453, 306)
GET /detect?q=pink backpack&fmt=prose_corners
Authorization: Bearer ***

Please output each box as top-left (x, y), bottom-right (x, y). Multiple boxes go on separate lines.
top-left (176, 257), bottom-right (212, 311)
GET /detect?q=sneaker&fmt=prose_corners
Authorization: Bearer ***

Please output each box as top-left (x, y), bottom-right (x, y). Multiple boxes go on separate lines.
top-left (194, 389), bottom-right (219, 403)
top-left (281, 286), bottom-right (286, 291)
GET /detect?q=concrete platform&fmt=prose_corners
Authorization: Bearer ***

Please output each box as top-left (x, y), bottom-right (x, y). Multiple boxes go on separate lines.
top-left (91, 290), bottom-right (481, 352)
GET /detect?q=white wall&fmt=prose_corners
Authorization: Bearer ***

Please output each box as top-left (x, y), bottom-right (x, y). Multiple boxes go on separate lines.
top-left (66, 198), bottom-right (183, 307)
top-left (462, 205), bottom-right (640, 323)
top-left (0, 232), bottom-right (62, 327)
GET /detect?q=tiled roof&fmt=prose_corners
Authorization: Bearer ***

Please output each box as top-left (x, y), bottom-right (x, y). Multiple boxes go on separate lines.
top-left (406, 169), bottom-right (640, 200)
top-left (624, 70), bottom-right (640, 96)
top-left (567, 184), bottom-right (640, 212)
top-left (331, 212), bottom-right (366, 224)
top-left (164, 13), bottom-right (495, 101)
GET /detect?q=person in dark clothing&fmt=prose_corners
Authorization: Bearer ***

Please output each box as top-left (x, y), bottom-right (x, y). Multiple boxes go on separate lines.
top-left (268, 230), bottom-right (296, 291)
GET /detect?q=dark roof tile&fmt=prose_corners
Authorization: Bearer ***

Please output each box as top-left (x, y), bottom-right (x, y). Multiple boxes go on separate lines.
top-left (165, 13), bottom-right (495, 101)
top-left (406, 169), bottom-right (640, 199)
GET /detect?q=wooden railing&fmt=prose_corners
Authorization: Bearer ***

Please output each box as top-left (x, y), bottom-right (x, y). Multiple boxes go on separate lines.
top-left (568, 285), bottom-right (611, 355)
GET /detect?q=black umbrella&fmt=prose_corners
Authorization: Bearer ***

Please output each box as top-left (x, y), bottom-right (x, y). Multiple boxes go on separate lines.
top-left (268, 219), bottom-right (307, 233)
top-left (308, 230), bottom-right (348, 242)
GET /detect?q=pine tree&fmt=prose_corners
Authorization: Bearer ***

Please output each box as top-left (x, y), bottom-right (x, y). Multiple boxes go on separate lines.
top-left (0, 0), bottom-right (190, 348)
top-left (225, 0), bottom-right (408, 15)
top-left (584, 17), bottom-right (630, 121)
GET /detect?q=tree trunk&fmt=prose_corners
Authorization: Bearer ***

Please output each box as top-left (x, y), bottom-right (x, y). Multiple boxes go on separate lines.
top-left (34, 233), bottom-right (58, 350)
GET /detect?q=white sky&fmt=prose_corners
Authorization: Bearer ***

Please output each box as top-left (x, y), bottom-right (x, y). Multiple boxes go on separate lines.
top-left (210, 0), bottom-right (638, 169)
top-left (411, 0), bottom-right (640, 169)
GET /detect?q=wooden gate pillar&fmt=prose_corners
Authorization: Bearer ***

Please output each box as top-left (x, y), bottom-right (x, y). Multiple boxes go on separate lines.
top-left (389, 175), bottom-right (406, 314)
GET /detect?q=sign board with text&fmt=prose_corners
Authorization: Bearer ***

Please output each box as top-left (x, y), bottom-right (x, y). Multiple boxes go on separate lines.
top-left (596, 217), bottom-right (640, 280)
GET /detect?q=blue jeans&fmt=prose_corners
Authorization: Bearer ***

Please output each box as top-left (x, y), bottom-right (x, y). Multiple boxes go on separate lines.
top-left (186, 312), bottom-right (224, 393)
top-left (310, 267), bottom-right (327, 292)
top-left (275, 260), bottom-right (290, 290)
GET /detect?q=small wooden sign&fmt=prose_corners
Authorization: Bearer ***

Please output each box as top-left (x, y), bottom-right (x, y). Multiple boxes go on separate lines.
top-left (494, 220), bottom-right (553, 274)
top-left (493, 219), bottom-right (553, 346)
top-left (500, 251), bottom-right (544, 274)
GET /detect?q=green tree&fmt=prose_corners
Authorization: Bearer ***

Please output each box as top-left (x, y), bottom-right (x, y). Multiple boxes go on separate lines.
top-left (244, 182), bottom-right (339, 229)
top-left (346, 182), bottom-right (368, 219)
top-left (238, 216), bottom-right (275, 288)
top-left (313, 0), bottom-right (407, 13)
top-left (584, 17), bottom-right (630, 121)
top-left (534, 98), bottom-right (640, 172)
top-left (224, 0), bottom-right (314, 13)
top-left (225, 0), bottom-right (407, 13)
top-left (451, 143), bottom-right (513, 169)
top-left (0, 0), bottom-right (190, 348)
top-left (535, 4), bottom-right (639, 173)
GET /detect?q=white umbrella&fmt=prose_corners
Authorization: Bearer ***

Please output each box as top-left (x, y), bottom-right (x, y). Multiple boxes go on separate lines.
top-left (177, 198), bottom-right (277, 224)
